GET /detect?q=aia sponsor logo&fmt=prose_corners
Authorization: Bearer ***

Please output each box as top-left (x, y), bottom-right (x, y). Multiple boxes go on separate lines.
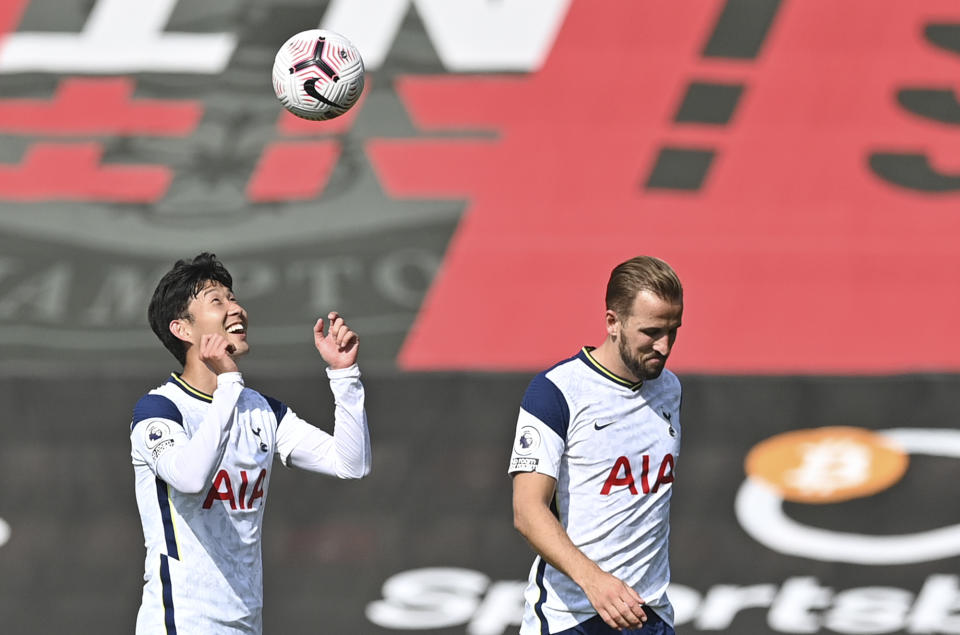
top-left (202, 468), bottom-right (267, 511)
top-left (600, 454), bottom-right (675, 495)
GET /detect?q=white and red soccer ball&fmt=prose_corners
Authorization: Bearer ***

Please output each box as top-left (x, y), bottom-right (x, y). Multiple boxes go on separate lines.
top-left (272, 29), bottom-right (365, 121)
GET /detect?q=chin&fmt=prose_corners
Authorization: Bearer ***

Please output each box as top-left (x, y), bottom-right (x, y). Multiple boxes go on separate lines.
top-left (643, 363), bottom-right (666, 380)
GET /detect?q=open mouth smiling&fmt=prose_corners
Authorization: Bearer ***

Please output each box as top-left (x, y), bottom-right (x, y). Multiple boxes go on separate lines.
top-left (226, 323), bottom-right (246, 335)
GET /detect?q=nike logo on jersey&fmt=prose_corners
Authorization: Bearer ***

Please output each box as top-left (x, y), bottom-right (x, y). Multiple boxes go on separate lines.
top-left (593, 419), bottom-right (618, 430)
top-left (662, 411), bottom-right (672, 421)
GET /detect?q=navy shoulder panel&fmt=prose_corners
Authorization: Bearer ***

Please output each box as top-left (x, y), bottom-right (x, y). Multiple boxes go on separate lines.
top-left (520, 372), bottom-right (570, 439)
top-left (263, 394), bottom-right (289, 425)
top-left (131, 394), bottom-right (183, 432)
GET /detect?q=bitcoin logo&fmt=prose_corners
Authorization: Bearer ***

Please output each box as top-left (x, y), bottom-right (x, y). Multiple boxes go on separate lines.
top-left (745, 426), bottom-right (908, 503)
top-left (738, 428), bottom-right (960, 565)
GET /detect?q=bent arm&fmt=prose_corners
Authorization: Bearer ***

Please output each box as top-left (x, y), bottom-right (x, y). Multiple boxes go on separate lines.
top-left (512, 471), bottom-right (647, 630)
top-left (133, 373), bottom-right (244, 494)
top-left (512, 471), bottom-right (603, 586)
top-left (280, 364), bottom-right (371, 478)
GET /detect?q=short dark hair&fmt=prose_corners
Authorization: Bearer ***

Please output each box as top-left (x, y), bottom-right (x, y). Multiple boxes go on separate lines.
top-left (148, 252), bottom-right (234, 366)
top-left (605, 256), bottom-right (683, 318)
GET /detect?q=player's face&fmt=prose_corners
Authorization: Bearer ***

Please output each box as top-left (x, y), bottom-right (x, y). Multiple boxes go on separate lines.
top-left (610, 290), bottom-right (682, 381)
top-left (185, 281), bottom-right (250, 358)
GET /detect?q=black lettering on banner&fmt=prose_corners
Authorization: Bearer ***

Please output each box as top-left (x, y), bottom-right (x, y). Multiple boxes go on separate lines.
top-left (644, 0), bottom-right (783, 191)
top-left (674, 82), bottom-right (745, 125)
top-left (897, 89), bottom-right (960, 125)
top-left (701, 0), bottom-right (784, 59)
top-left (869, 153), bottom-right (960, 193)
top-left (925, 23), bottom-right (960, 55)
top-left (868, 22), bottom-right (960, 192)
top-left (646, 148), bottom-right (715, 191)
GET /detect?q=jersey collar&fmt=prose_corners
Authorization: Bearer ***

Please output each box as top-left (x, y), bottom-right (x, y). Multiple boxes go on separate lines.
top-left (167, 373), bottom-right (214, 402)
top-left (579, 347), bottom-right (644, 391)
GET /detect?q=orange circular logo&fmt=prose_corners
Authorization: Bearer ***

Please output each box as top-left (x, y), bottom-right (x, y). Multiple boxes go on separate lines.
top-left (745, 427), bottom-right (909, 503)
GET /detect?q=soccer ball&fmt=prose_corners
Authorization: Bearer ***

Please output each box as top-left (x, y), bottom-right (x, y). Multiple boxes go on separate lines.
top-left (272, 29), bottom-right (365, 121)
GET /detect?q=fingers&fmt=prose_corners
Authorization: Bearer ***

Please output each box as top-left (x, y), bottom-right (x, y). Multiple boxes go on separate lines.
top-left (321, 312), bottom-right (357, 350)
top-left (590, 577), bottom-right (647, 630)
top-left (623, 595), bottom-right (648, 626)
top-left (200, 333), bottom-right (231, 358)
top-left (198, 334), bottom-right (239, 374)
top-left (600, 600), bottom-right (647, 630)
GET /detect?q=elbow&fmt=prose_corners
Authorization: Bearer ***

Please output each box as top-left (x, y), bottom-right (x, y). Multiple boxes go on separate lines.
top-left (513, 505), bottom-right (531, 538)
top-left (175, 475), bottom-right (209, 495)
top-left (512, 494), bottom-right (544, 541)
top-left (337, 461), bottom-right (371, 480)
top-left (158, 458), bottom-right (211, 494)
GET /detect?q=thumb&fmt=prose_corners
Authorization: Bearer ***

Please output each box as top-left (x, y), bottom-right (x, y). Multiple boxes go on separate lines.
top-left (314, 318), bottom-right (325, 337)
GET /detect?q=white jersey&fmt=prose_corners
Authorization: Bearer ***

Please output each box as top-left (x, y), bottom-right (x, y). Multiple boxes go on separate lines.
top-left (130, 367), bottom-right (370, 634)
top-left (508, 348), bottom-right (681, 634)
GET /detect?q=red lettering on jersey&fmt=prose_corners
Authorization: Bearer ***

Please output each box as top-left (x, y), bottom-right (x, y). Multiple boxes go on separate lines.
top-left (200, 469), bottom-right (267, 510)
top-left (639, 454), bottom-right (651, 494)
top-left (203, 469), bottom-right (237, 510)
top-left (238, 470), bottom-right (249, 510)
top-left (602, 454), bottom-right (676, 495)
top-left (652, 454), bottom-right (675, 493)
top-left (248, 469), bottom-right (267, 508)
top-left (600, 456), bottom-right (638, 495)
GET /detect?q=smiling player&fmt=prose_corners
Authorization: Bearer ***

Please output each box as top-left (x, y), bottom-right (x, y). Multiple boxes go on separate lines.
top-left (130, 252), bottom-right (371, 634)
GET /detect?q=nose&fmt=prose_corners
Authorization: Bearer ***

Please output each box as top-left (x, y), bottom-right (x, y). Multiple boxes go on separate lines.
top-left (653, 335), bottom-right (671, 357)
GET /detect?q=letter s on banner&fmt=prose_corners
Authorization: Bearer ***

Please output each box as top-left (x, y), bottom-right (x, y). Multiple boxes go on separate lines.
top-left (366, 567), bottom-right (488, 630)
top-left (737, 428), bottom-right (960, 565)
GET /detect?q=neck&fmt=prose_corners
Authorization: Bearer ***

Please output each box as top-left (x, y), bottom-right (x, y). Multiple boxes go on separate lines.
top-left (178, 358), bottom-right (220, 395)
top-left (589, 337), bottom-right (641, 383)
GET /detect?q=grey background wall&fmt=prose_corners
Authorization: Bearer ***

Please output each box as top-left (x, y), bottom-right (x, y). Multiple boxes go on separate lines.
top-left (3, 371), bottom-right (958, 634)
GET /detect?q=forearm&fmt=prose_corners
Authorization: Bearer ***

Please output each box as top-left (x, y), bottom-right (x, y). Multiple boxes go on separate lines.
top-left (327, 364), bottom-right (371, 477)
top-left (284, 365), bottom-right (371, 478)
top-left (514, 502), bottom-right (601, 589)
top-left (156, 373), bottom-right (243, 493)
top-left (515, 500), bottom-right (648, 629)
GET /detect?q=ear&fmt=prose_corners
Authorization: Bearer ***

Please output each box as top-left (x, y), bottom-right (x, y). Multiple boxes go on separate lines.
top-left (169, 319), bottom-right (192, 343)
top-left (605, 310), bottom-right (620, 338)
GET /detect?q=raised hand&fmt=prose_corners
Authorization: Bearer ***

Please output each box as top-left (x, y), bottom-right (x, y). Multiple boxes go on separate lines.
top-left (313, 311), bottom-right (359, 369)
top-left (198, 333), bottom-right (239, 375)
top-left (581, 569), bottom-right (647, 630)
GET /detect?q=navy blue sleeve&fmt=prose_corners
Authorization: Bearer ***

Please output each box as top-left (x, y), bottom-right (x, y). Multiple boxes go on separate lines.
top-left (263, 394), bottom-right (289, 426)
top-left (520, 373), bottom-right (570, 439)
top-left (131, 394), bottom-right (183, 432)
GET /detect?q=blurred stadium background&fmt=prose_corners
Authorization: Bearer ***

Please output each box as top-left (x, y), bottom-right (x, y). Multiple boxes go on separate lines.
top-left (2, 0), bottom-right (960, 633)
